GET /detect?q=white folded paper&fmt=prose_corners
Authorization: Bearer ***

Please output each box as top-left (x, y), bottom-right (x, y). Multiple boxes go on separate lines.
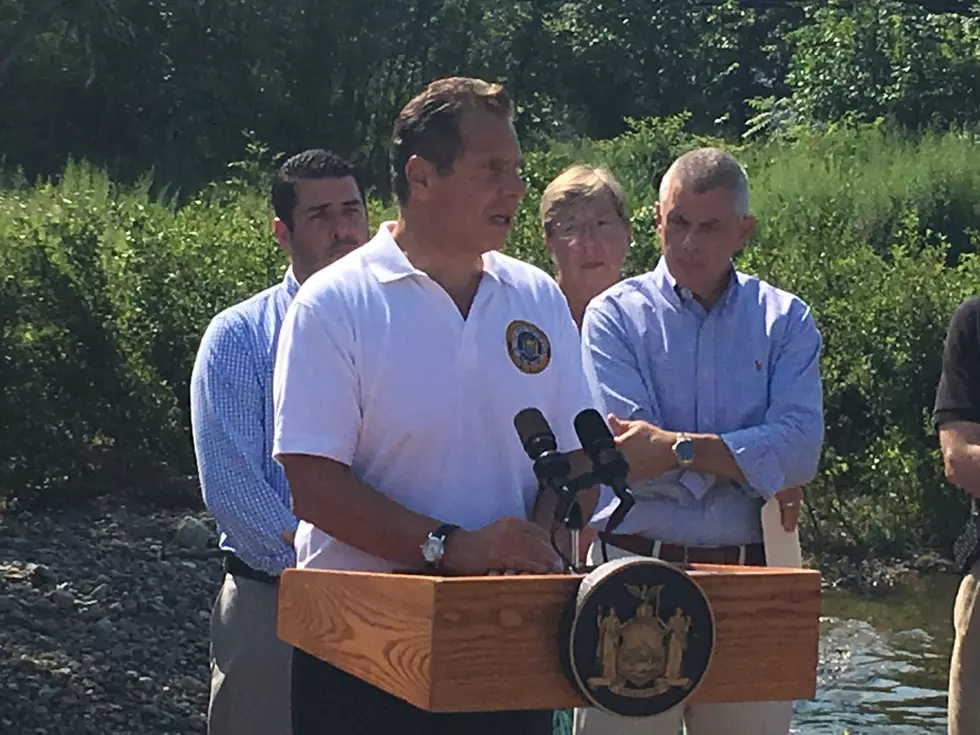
top-left (761, 496), bottom-right (803, 568)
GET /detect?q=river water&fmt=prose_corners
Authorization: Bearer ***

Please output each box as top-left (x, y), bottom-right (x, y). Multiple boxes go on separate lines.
top-left (794, 573), bottom-right (959, 734)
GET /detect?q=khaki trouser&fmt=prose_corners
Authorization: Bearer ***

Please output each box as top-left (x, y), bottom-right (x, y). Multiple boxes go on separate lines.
top-left (573, 540), bottom-right (793, 735)
top-left (208, 573), bottom-right (292, 735)
top-left (949, 558), bottom-right (980, 735)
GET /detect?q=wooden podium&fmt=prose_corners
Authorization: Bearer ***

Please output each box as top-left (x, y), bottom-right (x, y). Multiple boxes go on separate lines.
top-left (277, 564), bottom-right (821, 713)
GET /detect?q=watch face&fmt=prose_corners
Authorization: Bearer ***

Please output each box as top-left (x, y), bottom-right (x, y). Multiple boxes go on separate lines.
top-left (676, 440), bottom-right (695, 462)
top-left (422, 537), bottom-right (442, 563)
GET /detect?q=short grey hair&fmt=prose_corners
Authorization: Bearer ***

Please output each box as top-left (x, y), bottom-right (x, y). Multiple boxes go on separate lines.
top-left (658, 147), bottom-right (750, 217)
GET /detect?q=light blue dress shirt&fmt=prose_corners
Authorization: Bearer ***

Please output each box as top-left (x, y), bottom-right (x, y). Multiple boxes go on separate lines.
top-left (581, 257), bottom-right (824, 546)
top-left (190, 269), bottom-right (300, 575)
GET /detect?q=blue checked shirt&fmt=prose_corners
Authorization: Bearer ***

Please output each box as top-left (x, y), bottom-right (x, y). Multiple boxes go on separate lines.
top-left (581, 257), bottom-right (824, 546)
top-left (190, 269), bottom-right (300, 575)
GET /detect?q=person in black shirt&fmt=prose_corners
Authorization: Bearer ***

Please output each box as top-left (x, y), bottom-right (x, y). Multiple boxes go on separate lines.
top-left (934, 295), bottom-right (980, 735)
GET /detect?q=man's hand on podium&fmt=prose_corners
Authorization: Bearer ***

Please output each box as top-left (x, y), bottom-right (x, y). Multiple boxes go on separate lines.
top-left (443, 517), bottom-right (564, 576)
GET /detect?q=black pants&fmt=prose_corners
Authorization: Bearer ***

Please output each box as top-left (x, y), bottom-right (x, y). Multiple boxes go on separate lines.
top-left (291, 647), bottom-right (554, 735)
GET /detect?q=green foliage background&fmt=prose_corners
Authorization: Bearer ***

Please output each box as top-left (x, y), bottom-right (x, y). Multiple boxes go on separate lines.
top-left (2, 0), bottom-right (978, 196)
top-left (3, 0), bottom-right (980, 558)
top-left (4, 120), bottom-right (980, 559)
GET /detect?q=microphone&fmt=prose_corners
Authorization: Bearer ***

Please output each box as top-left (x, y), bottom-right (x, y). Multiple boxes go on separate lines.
top-left (573, 408), bottom-right (635, 534)
top-left (514, 408), bottom-right (584, 571)
top-left (574, 409), bottom-right (630, 486)
top-left (514, 408), bottom-right (572, 498)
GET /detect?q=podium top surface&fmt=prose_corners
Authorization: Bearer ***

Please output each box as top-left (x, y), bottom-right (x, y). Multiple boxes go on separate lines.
top-left (283, 562), bottom-right (819, 582)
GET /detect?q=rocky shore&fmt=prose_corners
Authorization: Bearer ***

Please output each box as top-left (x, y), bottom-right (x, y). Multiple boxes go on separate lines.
top-left (0, 499), bottom-right (221, 734)
top-left (812, 547), bottom-right (957, 591)
top-left (0, 498), bottom-right (960, 734)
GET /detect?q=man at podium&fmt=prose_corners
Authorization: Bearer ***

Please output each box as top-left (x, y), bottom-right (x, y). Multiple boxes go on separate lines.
top-left (272, 77), bottom-right (599, 735)
top-left (577, 147), bottom-right (824, 735)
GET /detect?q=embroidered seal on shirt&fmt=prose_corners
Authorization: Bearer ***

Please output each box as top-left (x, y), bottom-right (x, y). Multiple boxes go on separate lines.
top-left (505, 319), bottom-right (551, 374)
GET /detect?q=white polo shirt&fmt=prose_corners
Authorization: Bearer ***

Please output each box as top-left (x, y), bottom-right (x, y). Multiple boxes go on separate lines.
top-left (272, 223), bottom-right (596, 572)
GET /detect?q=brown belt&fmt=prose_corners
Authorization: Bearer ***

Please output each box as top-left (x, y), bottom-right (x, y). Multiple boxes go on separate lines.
top-left (598, 532), bottom-right (766, 566)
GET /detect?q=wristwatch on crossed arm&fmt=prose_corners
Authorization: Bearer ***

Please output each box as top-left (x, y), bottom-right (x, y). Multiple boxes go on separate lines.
top-left (421, 523), bottom-right (460, 571)
top-left (672, 432), bottom-right (696, 468)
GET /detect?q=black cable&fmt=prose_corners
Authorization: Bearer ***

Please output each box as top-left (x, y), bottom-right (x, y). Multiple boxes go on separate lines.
top-left (549, 498), bottom-right (575, 572)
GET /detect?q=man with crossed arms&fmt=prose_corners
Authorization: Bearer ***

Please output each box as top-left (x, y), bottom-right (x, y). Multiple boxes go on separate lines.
top-left (577, 147), bottom-right (824, 735)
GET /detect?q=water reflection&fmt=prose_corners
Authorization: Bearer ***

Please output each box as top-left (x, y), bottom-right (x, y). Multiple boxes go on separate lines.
top-left (793, 574), bottom-right (959, 734)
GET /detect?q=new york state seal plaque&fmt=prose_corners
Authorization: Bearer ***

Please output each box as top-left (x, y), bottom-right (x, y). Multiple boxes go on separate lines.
top-left (559, 557), bottom-right (715, 718)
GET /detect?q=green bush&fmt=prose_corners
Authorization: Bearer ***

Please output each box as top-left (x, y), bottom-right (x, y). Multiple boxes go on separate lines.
top-left (785, 0), bottom-right (980, 134)
top-left (739, 126), bottom-right (980, 553)
top-left (0, 161), bottom-right (279, 504)
top-left (2, 122), bottom-right (979, 556)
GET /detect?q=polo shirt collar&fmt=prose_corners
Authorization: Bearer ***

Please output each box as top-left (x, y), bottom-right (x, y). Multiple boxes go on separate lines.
top-left (365, 221), bottom-right (516, 287)
top-left (364, 223), bottom-right (416, 283)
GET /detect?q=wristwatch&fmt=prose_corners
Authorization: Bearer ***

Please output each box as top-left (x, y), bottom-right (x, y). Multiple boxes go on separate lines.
top-left (672, 432), bottom-right (696, 468)
top-left (421, 523), bottom-right (460, 571)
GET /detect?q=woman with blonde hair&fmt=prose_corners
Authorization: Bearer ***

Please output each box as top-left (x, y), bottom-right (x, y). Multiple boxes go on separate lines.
top-left (539, 165), bottom-right (631, 572)
top-left (540, 164), bottom-right (631, 329)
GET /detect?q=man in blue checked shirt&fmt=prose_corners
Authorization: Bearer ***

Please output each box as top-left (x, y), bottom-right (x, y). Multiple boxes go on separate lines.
top-left (190, 148), bottom-right (370, 735)
top-left (575, 148), bottom-right (824, 735)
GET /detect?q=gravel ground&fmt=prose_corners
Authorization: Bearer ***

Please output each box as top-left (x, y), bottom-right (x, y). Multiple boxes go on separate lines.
top-left (0, 499), bottom-right (222, 735)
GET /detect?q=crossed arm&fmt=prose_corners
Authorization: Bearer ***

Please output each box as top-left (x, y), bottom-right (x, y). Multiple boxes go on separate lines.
top-left (580, 298), bottom-right (824, 528)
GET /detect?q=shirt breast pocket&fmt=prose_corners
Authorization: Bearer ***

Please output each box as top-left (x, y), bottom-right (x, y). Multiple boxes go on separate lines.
top-left (723, 355), bottom-right (771, 429)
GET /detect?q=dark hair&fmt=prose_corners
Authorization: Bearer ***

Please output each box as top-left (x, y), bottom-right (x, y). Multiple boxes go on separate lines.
top-left (271, 149), bottom-right (361, 231)
top-left (390, 77), bottom-right (513, 205)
